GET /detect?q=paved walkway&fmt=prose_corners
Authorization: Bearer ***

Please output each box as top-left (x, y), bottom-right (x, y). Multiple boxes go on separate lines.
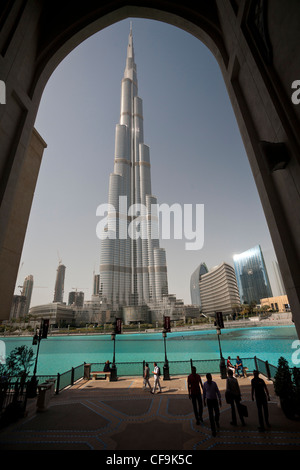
top-left (0, 374), bottom-right (300, 451)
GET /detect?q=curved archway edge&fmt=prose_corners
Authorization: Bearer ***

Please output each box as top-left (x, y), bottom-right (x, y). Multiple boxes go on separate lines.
top-left (0, 0), bottom-right (299, 337)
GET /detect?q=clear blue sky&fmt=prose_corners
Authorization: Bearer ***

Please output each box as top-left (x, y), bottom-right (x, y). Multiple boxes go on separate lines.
top-left (15, 18), bottom-right (279, 307)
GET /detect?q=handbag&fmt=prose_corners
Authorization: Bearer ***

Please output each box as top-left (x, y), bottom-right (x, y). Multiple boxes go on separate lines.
top-left (240, 403), bottom-right (248, 417)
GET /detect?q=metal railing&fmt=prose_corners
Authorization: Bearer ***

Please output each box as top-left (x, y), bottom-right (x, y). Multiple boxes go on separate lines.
top-left (5, 356), bottom-right (294, 397)
top-left (0, 380), bottom-right (28, 427)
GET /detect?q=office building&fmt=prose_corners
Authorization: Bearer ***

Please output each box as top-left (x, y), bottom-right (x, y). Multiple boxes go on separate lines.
top-left (190, 263), bottom-right (209, 306)
top-left (198, 262), bottom-right (241, 317)
top-left (233, 245), bottom-right (272, 304)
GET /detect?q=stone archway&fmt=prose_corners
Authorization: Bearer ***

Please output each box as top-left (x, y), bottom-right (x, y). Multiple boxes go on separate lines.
top-left (0, 1), bottom-right (299, 337)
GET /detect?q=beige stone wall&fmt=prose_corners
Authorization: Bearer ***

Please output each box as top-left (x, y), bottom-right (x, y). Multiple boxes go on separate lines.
top-left (260, 294), bottom-right (290, 312)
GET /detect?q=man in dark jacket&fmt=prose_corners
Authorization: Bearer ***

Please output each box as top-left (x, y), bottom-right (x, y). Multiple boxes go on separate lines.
top-left (188, 366), bottom-right (203, 425)
top-left (251, 370), bottom-right (270, 431)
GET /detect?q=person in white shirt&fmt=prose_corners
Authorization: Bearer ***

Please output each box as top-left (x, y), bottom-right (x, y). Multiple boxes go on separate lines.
top-left (203, 373), bottom-right (222, 436)
top-left (151, 362), bottom-right (162, 394)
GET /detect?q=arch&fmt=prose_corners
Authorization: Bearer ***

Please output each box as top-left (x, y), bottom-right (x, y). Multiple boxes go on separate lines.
top-left (0, 1), bottom-right (299, 337)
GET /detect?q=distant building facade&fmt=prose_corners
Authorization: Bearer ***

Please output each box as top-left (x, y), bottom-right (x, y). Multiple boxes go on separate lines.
top-left (68, 291), bottom-right (84, 307)
top-left (29, 302), bottom-right (74, 327)
top-left (260, 294), bottom-right (290, 312)
top-left (53, 263), bottom-right (66, 303)
top-left (233, 245), bottom-right (272, 304)
top-left (10, 295), bottom-right (27, 319)
top-left (21, 274), bottom-right (34, 315)
top-left (190, 263), bottom-right (209, 306)
top-left (198, 262), bottom-right (241, 317)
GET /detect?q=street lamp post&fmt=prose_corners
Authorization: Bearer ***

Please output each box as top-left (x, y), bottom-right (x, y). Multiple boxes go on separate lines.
top-left (162, 329), bottom-right (170, 380)
top-left (216, 326), bottom-right (227, 379)
top-left (27, 319), bottom-right (49, 397)
top-left (110, 331), bottom-right (117, 381)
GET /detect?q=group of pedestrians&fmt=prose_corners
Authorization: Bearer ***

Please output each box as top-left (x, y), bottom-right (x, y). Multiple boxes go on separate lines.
top-left (187, 365), bottom-right (271, 437)
top-left (227, 356), bottom-right (245, 377)
top-left (143, 362), bottom-right (162, 394)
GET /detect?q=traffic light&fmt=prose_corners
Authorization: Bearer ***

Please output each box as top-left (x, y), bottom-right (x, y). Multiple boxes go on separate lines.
top-left (215, 311), bottom-right (224, 329)
top-left (41, 319), bottom-right (49, 339)
top-left (115, 318), bottom-right (122, 334)
top-left (163, 316), bottom-right (171, 332)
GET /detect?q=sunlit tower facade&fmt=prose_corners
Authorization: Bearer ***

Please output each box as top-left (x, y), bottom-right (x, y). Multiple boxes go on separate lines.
top-left (233, 245), bottom-right (272, 304)
top-left (100, 26), bottom-right (168, 311)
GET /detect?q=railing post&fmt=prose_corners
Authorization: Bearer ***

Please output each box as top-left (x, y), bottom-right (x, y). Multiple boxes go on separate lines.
top-left (56, 373), bottom-right (60, 395)
top-left (254, 356), bottom-right (258, 371)
top-left (190, 358), bottom-right (193, 372)
top-left (71, 367), bottom-right (75, 386)
top-left (142, 360), bottom-right (145, 376)
top-left (265, 361), bottom-right (271, 380)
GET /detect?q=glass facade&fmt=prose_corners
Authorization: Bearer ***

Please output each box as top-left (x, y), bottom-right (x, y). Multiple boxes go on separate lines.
top-left (233, 245), bottom-right (272, 304)
top-left (190, 263), bottom-right (208, 306)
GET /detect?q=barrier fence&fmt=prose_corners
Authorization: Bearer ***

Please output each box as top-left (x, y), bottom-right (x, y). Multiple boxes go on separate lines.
top-left (1, 356), bottom-right (298, 428)
top-left (24, 355), bottom-right (281, 394)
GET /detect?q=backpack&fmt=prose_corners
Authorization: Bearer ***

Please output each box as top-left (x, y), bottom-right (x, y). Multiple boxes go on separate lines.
top-left (157, 366), bottom-right (161, 377)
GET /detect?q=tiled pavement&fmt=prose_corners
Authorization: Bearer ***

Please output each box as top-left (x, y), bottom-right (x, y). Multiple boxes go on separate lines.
top-left (0, 374), bottom-right (300, 451)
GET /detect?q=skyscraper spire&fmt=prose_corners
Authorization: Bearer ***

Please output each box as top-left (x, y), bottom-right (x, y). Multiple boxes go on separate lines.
top-left (100, 25), bottom-right (168, 313)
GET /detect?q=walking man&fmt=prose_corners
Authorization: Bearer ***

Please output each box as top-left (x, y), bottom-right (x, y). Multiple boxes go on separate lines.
top-left (151, 362), bottom-right (162, 394)
top-left (188, 366), bottom-right (204, 425)
top-left (203, 373), bottom-right (222, 437)
top-left (143, 363), bottom-right (151, 390)
top-left (226, 369), bottom-right (246, 426)
top-left (251, 370), bottom-right (270, 432)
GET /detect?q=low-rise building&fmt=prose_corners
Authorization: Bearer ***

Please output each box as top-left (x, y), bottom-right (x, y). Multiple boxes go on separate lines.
top-left (260, 294), bottom-right (290, 312)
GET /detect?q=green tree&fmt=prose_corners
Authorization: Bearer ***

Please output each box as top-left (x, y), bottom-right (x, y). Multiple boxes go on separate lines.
top-left (4, 345), bottom-right (35, 378)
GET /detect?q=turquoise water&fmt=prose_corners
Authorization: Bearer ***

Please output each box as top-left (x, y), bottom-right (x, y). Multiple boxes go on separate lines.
top-left (0, 325), bottom-right (298, 376)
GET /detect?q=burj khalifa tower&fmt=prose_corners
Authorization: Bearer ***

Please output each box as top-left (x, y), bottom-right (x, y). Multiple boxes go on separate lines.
top-left (99, 26), bottom-right (168, 311)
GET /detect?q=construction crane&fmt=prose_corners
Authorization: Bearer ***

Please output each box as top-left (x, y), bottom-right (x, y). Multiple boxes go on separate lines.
top-left (57, 250), bottom-right (62, 265)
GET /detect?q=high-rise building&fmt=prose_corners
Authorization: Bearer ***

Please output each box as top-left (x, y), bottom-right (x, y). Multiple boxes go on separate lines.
top-left (99, 26), bottom-right (168, 312)
top-left (68, 291), bottom-right (84, 307)
top-left (21, 274), bottom-right (34, 315)
top-left (233, 245), bottom-right (272, 304)
top-left (190, 263), bottom-right (208, 306)
top-left (10, 295), bottom-right (27, 319)
top-left (53, 263), bottom-right (66, 303)
top-left (196, 262), bottom-right (240, 317)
